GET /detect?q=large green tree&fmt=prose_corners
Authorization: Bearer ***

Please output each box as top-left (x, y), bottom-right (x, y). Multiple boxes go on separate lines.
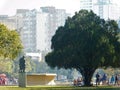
top-left (45, 10), bottom-right (120, 86)
top-left (0, 24), bottom-right (23, 60)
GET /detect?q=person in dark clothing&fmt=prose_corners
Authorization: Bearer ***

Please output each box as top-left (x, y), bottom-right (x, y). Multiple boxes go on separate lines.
top-left (102, 73), bottom-right (107, 85)
top-left (96, 72), bottom-right (100, 86)
top-left (115, 74), bottom-right (119, 86)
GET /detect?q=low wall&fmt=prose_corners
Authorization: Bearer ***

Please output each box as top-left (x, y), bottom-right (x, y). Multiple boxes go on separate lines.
top-left (27, 73), bottom-right (56, 86)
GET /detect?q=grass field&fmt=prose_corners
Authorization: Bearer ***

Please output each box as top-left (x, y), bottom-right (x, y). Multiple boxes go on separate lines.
top-left (0, 86), bottom-right (120, 90)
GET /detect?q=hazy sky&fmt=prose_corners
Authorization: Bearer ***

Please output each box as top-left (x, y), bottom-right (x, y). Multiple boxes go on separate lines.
top-left (0, 0), bottom-right (80, 16)
top-left (0, 0), bottom-right (119, 16)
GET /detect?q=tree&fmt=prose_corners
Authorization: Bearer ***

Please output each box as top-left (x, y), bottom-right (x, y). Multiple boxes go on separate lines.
top-left (45, 10), bottom-right (120, 86)
top-left (0, 24), bottom-right (23, 59)
top-left (0, 59), bottom-right (12, 73)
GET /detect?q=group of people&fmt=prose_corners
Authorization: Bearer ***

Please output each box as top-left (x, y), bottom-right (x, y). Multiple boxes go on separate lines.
top-left (110, 74), bottom-right (120, 86)
top-left (0, 74), bottom-right (18, 85)
top-left (73, 73), bottom-right (120, 86)
top-left (0, 74), bottom-right (7, 85)
top-left (96, 72), bottom-right (106, 85)
top-left (96, 72), bottom-right (120, 86)
top-left (0, 77), bottom-right (6, 85)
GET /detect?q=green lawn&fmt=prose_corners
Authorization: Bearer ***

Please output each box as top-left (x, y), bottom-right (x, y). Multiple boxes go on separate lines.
top-left (0, 86), bottom-right (120, 90)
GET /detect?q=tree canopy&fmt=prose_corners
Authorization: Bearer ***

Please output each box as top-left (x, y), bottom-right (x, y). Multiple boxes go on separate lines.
top-left (45, 10), bottom-right (120, 86)
top-left (0, 24), bottom-right (23, 59)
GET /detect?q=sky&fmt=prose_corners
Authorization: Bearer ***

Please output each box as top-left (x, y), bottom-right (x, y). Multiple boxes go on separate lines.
top-left (0, 0), bottom-right (120, 16)
top-left (0, 0), bottom-right (80, 16)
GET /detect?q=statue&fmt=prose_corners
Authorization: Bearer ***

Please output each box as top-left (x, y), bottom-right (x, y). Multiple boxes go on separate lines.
top-left (19, 56), bottom-right (25, 72)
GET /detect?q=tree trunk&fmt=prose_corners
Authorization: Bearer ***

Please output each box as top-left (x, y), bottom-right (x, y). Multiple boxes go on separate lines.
top-left (79, 68), bottom-right (96, 86)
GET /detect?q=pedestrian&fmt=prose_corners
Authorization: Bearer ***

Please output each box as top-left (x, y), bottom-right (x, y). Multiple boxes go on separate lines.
top-left (110, 75), bottom-right (115, 85)
top-left (73, 79), bottom-right (77, 86)
top-left (102, 73), bottom-right (107, 85)
top-left (115, 74), bottom-right (119, 86)
top-left (96, 72), bottom-right (100, 86)
top-left (77, 77), bottom-right (82, 86)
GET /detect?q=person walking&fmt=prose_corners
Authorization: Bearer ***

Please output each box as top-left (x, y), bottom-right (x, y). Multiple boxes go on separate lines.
top-left (110, 75), bottom-right (115, 85)
top-left (102, 73), bottom-right (107, 85)
top-left (73, 79), bottom-right (77, 86)
top-left (96, 72), bottom-right (100, 86)
top-left (115, 74), bottom-right (119, 86)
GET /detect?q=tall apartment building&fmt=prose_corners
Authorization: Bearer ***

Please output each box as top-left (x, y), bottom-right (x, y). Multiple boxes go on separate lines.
top-left (80, 0), bottom-right (120, 20)
top-left (36, 12), bottom-right (48, 52)
top-left (16, 9), bottom-right (30, 31)
top-left (16, 9), bottom-right (37, 52)
top-left (16, 7), bottom-right (69, 53)
top-left (80, 0), bottom-right (94, 11)
top-left (94, 0), bottom-right (120, 20)
top-left (94, 0), bottom-right (110, 19)
top-left (40, 6), bottom-right (69, 52)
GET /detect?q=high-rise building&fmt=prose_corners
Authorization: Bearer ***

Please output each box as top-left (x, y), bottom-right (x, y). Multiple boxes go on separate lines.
top-left (94, 0), bottom-right (120, 20)
top-left (16, 9), bottom-right (30, 31)
top-left (80, 0), bottom-right (94, 11)
top-left (94, 0), bottom-right (111, 19)
top-left (40, 6), bottom-right (69, 52)
top-left (16, 9), bottom-right (37, 52)
top-left (80, 0), bottom-right (120, 20)
top-left (15, 7), bottom-right (69, 53)
top-left (36, 12), bottom-right (48, 51)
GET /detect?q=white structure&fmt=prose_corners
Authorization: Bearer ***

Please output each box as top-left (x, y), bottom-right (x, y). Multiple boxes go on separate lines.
top-left (25, 52), bottom-right (42, 62)
top-left (94, 0), bottom-right (120, 20)
top-left (80, 0), bottom-right (94, 11)
top-left (40, 7), bottom-right (69, 52)
top-left (36, 12), bottom-right (48, 51)
top-left (16, 8), bottom-right (69, 53)
top-left (80, 0), bottom-right (120, 20)
top-left (16, 9), bottom-right (37, 52)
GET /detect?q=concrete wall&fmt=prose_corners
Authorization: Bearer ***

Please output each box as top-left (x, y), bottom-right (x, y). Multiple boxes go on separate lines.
top-left (27, 74), bottom-right (56, 85)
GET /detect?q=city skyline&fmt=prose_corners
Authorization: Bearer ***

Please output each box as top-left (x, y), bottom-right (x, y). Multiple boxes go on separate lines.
top-left (0, 0), bottom-right (80, 16)
top-left (0, 0), bottom-right (120, 16)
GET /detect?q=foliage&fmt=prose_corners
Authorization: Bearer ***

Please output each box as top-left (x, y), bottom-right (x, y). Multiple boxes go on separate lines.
top-left (45, 10), bottom-right (120, 86)
top-left (0, 24), bottom-right (23, 59)
top-left (0, 59), bottom-right (12, 73)
top-left (25, 57), bottom-right (36, 73)
top-left (0, 24), bottom-right (23, 73)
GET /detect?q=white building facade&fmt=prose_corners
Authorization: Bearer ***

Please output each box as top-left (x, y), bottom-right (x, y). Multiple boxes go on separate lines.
top-left (40, 7), bottom-right (69, 52)
top-left (36, 12), bottom-right (48, 51)
top-left (80, 0), bottom-right (120, 20)
top-left (16, 7), bottom-right (69, 56)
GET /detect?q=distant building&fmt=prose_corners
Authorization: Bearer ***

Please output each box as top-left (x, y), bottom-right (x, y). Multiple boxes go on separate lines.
top-left (16, 9), bottom-right (37, 52)
top-left (36, 12), bottom-right (48, 52)
top-left (0, 7), bottom-right (69, 62)
top-left (117, 19), bottom-right (120, 32)
top-left (40, 6), bottom-right (69, 52)
top-left (0, 15), bottom-right (16, 30)
top-left (94, 0), bottom-right (120, 20)
top-left (15, 7), bottom-right (69, 61)
top-left (80, 0), bottom-right (94, 11)
top-left (80, 0), bottom-right (120, 20)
